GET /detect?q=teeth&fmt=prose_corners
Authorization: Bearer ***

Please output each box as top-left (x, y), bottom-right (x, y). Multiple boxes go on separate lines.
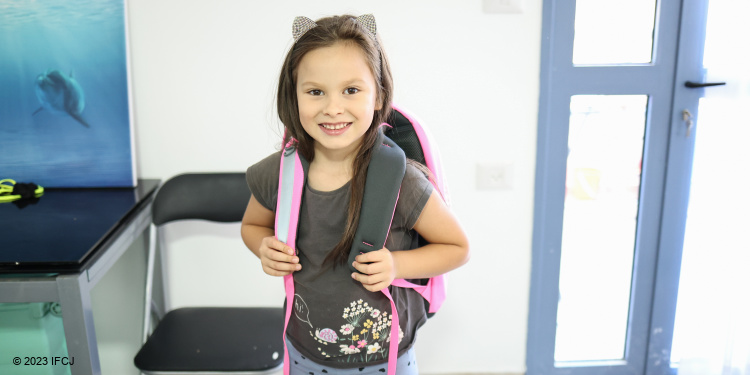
top-left (322, 123), bottom-right (349, 130)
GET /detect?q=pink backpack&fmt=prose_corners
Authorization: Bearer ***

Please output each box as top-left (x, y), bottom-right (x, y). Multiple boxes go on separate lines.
top-left (275, 104), bottom-right (448, 374)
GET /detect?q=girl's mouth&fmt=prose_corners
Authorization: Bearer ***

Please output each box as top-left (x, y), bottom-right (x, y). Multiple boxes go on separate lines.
top-left (319, 122), bottom-right (352, 135)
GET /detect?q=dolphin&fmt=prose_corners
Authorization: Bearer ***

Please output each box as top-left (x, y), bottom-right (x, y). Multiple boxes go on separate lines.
top-left (33, 69), bottom-right (90, 127)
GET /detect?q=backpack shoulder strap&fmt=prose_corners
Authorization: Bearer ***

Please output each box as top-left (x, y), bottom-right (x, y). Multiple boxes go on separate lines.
top-left (347, 133), bottom-right (406, 272)
top-left (275, 145), bottom-right (308, 249)
top-left (275, 144), bottom-right (309, 375)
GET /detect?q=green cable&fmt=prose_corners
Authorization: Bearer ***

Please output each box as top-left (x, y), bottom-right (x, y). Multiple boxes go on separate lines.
top-left (0, 179), bottom-right (45, 203)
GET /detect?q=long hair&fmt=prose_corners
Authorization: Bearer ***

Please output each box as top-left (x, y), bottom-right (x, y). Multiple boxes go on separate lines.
top-left (277, 15), bottom-right (394, 267)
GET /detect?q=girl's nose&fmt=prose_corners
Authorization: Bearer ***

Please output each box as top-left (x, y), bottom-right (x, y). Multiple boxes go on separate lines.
top-left (323, 95), bottom-right (344, 116)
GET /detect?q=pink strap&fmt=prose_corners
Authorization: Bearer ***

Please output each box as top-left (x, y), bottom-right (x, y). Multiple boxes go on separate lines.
top-left (381, 287), bottom-right (400, 375)
top-left (282, 274), bottom-right (295, 374)
top-left (391, 276), bottom-right (446, 314)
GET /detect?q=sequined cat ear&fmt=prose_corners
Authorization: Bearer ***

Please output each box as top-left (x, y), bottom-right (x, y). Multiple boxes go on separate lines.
top-left (355, 14), bottom-right (377, 37)
top-left (292, 16), bottom-right (318, 42)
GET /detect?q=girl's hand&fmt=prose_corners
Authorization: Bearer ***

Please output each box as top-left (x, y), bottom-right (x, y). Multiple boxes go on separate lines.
top-left (259, 236), bottom-right (301, 276)
top-left (351, 248), bottom-right (397, 292)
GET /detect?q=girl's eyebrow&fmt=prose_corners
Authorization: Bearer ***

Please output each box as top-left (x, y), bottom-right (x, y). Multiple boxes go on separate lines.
top-left (299, 78), bottom-right (367, 87)
top-left (342, 78), bottom-right (366, 86)
top-left (298, 80), bottom-right (322, 87)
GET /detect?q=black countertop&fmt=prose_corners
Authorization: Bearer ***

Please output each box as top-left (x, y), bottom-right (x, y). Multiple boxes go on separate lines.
top-left (0, 179), bottom-right (159, 274)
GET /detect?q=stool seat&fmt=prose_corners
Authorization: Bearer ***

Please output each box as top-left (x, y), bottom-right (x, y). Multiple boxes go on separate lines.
top-left (134, 307), bottom-right (284, 374)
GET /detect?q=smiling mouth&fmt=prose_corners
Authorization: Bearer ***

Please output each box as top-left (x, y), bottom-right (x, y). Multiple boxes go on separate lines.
top-left (320, 122), bottom-right (351, 130)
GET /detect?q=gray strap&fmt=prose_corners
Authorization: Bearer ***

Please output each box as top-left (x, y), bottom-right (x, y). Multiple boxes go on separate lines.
top-left (348, 134), bottom-right (406, 272)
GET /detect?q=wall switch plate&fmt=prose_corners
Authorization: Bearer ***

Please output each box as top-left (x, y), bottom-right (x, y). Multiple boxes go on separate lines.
top-left (476, 162), bottom-right (513, 190)
top-left (483, 0), bottom-right (524, 14)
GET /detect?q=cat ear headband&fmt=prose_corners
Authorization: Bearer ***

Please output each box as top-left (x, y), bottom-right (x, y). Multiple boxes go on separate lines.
top-left (292, 14), bottom-right (377, 42)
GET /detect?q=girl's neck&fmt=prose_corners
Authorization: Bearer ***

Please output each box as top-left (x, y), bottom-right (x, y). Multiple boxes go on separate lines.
top-left (307, 144), bottom-right (357, 192)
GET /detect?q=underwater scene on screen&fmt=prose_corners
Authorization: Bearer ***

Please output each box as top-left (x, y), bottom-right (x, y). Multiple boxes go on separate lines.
top-left (0, 0), bottom-right (134, 187)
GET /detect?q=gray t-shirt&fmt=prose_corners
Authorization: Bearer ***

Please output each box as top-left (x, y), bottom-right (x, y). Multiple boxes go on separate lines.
top-left (246, 151), bottom-right (433, 368)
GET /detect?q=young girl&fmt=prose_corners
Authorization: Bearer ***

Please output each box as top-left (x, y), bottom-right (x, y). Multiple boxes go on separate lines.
top-left (241, 14), bottom-right (469, 374)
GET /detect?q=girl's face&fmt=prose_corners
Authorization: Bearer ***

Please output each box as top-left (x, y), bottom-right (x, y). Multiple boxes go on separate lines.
top-left (296, 41), bottom-right (381, 158)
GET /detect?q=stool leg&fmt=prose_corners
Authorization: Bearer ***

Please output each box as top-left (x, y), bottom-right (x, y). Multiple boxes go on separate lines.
top-left (142, 224), bottom-right (157, 342)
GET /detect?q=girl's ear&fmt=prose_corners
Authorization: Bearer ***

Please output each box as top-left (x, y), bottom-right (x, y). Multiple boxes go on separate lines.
top-left (375, 94), bottom-right (383, 111)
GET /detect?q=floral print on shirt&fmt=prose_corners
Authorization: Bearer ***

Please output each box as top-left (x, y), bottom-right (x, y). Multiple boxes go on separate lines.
top-left (295, 296), bottom-right (404, 363)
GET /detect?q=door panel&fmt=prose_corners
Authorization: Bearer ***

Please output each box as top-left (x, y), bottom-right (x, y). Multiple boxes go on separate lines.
top-left (528, 1), bottom-right (689, 374)
top-left (655, 0), bottom-right (749, 374)
top-left (645, 0), bottom-right (709, 373)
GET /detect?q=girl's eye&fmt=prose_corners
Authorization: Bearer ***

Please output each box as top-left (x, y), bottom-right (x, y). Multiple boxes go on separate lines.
top-left (308, 89), bottom-right (323, 96)
top-left (344, 87), bottom-right (359, 95)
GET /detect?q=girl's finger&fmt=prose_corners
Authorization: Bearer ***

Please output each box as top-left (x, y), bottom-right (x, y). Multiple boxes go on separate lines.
top-left (355, 247), bottom-right (389, 263)
top-left (355, 251), bottom-right (378, 264)
top-left (264, 266), bottom-right (291, 277)
top-left (265, 260), bottom-right (300, 275)
top-left (369, 282), bottom-right (387, 292)
top-left (361, 280), bottom-right (385, 292)
top-left (264, 237), bottom-right (295, 255)
top-left (271, 260), bottom-right (300, 271)
top-left (354, 259), bottom-right (388, 276)
top-left (352, 261), bottom-right (372, 275)
top-left (352, 271), bottom-right (381, 286)
top-left (268, 250), bottom-right (299, 264)
top-left (351, 272), bottom-right (365, 284)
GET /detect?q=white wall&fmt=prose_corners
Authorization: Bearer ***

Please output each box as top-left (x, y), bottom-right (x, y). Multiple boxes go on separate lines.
top-left (127, 0), bottom-right (541, 373)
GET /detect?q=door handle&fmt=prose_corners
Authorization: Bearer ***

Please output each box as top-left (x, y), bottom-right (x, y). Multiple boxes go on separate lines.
top-left (685, 81), bottom-right (726, 88)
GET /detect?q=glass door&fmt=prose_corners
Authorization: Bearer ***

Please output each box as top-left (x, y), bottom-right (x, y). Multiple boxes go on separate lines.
top-left (528, 0), bottom-right (684, 374)
top-left (531, 1), bottom-right (747, 374)
top-left (653, 0), bottom-right (750, 374)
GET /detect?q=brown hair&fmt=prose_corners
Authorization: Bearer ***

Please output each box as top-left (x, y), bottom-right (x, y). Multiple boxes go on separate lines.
top-left (277, 15), bottom-right (394, 267)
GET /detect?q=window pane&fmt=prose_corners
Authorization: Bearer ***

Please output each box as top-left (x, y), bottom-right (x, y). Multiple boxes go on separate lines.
top-left (554, 95), bottom-right (647, 362)
top-left (572, 0), bottom-right (657, 65)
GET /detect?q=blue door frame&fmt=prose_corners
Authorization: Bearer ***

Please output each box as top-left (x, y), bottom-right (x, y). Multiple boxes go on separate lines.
top-left (527, 1), bottom-right (707, 374)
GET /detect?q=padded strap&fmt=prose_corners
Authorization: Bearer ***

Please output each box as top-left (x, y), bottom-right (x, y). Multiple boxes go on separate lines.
top-left (276, 146), bottom-right (306, 375)
top-left (344, 134), bottom-right (406, 374)
top-left (347, 134), bottom-right (407, 272)
top-left (275, 145), bottom-right (309, 249)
